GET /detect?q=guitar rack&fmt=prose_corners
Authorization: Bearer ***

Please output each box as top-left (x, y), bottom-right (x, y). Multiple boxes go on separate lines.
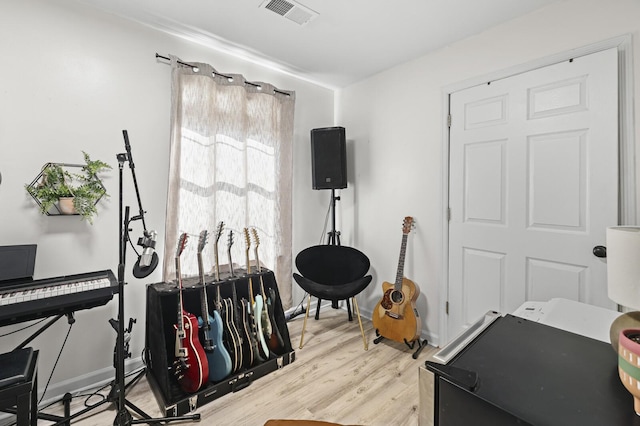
top-left (145, 269), bottom-right (295, 417)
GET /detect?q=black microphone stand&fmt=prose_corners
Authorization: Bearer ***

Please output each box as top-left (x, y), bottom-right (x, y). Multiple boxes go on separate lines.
top-left (110, 131), bottom-right (200, 425)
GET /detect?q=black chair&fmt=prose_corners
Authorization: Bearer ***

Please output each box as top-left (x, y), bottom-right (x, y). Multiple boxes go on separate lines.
top-left (0, 348), bottom-right (38, 426)
top-left (293, 245), bottom-right (372, 350)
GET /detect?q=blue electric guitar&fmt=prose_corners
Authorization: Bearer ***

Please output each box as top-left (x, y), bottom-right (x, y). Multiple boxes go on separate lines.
top-left (196, 227), bottom-right (232, 382)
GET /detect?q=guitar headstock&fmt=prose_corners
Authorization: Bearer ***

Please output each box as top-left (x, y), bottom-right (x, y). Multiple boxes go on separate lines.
top-left (251, 228), bottom-right (261, 272)
top-left (251, 227), bottom-right (260, 248)
top-left (197, 230), bottom-right (208, 254)
top-left (243, 227), bottom-right (251, 249)
top-left (402, 216), bottom-right (415, 235)
top-left (227, 229), bottom-right (234, 250)
top-left (214, 221), bottom-right (224, 243)
top-left (176, 232), bottom-right (188, 257)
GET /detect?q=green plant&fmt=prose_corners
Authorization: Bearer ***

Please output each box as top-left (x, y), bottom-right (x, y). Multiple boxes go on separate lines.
top-left (26, 152), bottom-right (112, 224)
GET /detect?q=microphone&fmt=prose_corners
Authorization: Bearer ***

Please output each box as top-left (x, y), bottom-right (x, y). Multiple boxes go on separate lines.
top-left (133, 230), bottom-right (159, 278)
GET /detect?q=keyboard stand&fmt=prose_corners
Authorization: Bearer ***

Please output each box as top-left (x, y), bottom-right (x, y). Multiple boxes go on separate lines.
top-left (9, 314), bottom-right (77, 426)
top-left (13, 314), bottom-right (71, 352)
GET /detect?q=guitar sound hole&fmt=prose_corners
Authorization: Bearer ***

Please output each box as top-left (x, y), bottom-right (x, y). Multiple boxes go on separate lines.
top-left (391, 290), bottom-right (404, 304)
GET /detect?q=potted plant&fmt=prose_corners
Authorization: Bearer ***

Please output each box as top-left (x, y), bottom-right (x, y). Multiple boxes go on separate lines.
top-left (26, 151), bottom-right (112, 224)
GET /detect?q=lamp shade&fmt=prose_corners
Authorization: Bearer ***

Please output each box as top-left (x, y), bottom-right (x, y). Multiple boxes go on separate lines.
top-left (607, 226), bottom-right (640, 309)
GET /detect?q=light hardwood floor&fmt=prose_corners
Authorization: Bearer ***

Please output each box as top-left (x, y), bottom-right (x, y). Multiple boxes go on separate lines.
top-left (38, 307), bottom-right (437, 425)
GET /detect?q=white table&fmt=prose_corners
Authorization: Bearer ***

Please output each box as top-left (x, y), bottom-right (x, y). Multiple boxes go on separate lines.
top-left (511, 297), bottom-right (620, 343)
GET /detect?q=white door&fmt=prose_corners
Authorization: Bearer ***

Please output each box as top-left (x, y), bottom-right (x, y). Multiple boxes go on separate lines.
top-left (447, 48), bottom-right (619, 340)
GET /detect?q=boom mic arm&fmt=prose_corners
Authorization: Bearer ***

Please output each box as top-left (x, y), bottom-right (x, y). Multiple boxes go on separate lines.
top-left (120, 130), bottom-right (159, 278)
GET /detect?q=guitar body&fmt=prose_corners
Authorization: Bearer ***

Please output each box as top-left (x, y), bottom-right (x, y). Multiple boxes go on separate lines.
top-left (195, 229), bottom-right (232, 382)
top-left (199, 311), bottom-right (232, 382)
top-left (175, 310), bottom-right (209, 393)
top-left (267, 288), bottom-right (285, 354)
top-left (253, 295), bottom-right (270, 359)
top-left (245, 300), bottom-right (265, 364)
top-left (238, 298), bottom-right (255, 368)
top-left (372, 277), bottom-right (421, 343)
top-left (221, 297), bottom-right (243, 372)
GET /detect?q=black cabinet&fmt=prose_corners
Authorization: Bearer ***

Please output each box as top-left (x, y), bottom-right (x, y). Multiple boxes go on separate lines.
top-left (145, 270), bottom-right (294, 416)
top-left (427, 315), bottom-right (640, 426)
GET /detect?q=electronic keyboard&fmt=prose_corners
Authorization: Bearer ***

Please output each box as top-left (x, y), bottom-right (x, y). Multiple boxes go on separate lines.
top-left (0, 269), bottom-right (118, 327)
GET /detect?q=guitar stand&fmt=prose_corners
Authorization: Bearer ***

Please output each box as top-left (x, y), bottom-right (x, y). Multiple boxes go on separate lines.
top-left (373, 331), bottom-right (428, 360)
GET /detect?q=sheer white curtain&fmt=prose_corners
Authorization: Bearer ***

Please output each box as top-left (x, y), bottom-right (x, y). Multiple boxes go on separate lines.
top-left (163, 56), bottom-right (295, 308)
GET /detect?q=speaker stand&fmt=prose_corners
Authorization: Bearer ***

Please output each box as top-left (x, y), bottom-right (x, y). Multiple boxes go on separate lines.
top-left (327, 189), bottom-right (341, 246)
top-left (316, 189), bottom-right (350, 320)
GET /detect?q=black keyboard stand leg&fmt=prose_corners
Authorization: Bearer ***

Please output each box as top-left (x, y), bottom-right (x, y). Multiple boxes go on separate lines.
top-left (14, 314), bottom-right (65, 351)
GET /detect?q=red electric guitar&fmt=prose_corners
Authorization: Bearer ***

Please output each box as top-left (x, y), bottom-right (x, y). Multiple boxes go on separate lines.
top-left (173, 232), bottom-right (209, 393)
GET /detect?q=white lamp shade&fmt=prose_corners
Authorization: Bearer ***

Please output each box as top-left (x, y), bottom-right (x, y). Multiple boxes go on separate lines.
top-left (607, 226), bottom-right (640, 309)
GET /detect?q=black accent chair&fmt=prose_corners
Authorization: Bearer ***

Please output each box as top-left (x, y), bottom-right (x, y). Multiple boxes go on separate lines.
top-left (293, 245), bottom-right (372, 350)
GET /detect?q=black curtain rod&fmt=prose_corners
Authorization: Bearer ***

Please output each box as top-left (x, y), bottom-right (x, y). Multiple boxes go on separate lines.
top-left (155, 53), bottom-right (291, 96)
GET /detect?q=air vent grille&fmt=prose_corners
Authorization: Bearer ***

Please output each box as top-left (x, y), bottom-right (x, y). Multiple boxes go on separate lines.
top-left (265, 0), bottom-right (294, 16)
top-left (261, 0), bottom-right (319, 26)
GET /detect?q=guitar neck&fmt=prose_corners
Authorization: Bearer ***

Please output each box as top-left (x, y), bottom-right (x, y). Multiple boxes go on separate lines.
top-left (394, 234), bottom-right (408, 289)
top-left (245, 247), bottom-right (251, 275)
top-left (253, 248), bottom-right (261, 274)
top-left (228, 246), bottom-right (235, 276)
top-left (248, 276), bottom-right (255, 305)
top-left (259, 274), bottom-right (268, 299)
top-left (198, 252), bottom-right (210, 326)
top-left (175, 256), bottom-right (185, 333)
top-left (213, 245), bottom-right (221, 281)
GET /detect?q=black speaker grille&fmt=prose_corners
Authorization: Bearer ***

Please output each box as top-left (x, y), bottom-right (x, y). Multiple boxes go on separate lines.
top-left (311, 127), bottom-right (347, 190)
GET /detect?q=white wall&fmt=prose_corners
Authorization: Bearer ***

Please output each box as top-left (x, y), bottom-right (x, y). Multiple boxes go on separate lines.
top-left (336, 0), bottom-right (640, 346)
top-left (3, 0), bottom-right (640, 404)
top-left (0, 0), bottom-right (333, 401)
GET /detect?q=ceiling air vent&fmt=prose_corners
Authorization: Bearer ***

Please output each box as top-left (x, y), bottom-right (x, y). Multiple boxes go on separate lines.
top-left (260, 0), bottom-right (319, 26)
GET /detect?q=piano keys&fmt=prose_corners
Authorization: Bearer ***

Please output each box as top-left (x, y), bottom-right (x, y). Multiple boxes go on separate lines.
top-left (0, 269), bottom-right (118, 327)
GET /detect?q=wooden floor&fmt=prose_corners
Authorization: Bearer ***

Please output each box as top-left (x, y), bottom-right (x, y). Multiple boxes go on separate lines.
top-left (38, 308), bottom-right (437, 425)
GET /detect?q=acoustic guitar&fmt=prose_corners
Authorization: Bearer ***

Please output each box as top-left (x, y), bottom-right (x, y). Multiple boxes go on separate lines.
top-left (196, 228), bottom-right (232, 382)
top-left (372, 216), bottom-right (422, 344)
top-left (173, 232), bottom-right (209, 393)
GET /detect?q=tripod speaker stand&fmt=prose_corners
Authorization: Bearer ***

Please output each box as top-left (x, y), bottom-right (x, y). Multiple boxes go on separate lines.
top-left (327, 189), bottom-right (341, 247)
top-left (310, 188), bottom-right (358, 321)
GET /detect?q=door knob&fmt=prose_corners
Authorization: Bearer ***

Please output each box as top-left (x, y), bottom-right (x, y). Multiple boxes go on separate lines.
top-left (593, 245), bottom-right (607, 258)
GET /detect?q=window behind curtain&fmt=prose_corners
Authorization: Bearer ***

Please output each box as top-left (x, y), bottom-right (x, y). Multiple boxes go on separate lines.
top-left (163, 57), bottom-right (295, 308)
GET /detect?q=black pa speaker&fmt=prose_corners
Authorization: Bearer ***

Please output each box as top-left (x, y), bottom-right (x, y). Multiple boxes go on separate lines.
top-left (311, 126), bottom-right (347, 190)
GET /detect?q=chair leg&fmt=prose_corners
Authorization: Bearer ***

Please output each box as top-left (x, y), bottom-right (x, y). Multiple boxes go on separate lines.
top-left (299, 294), bottom-right (312, 349)
top-left (315, 298), bottom-right (322, 320)
top-left (352, 296), bottom-right (368, 351)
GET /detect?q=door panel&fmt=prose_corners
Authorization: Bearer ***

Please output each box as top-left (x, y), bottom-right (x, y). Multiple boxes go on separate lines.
top-left (448, 48), bottom-right (618, 341)
top-left (528, 130), bottom-right (585, 230)
top-left (465, 140), bottom-right (506, 223)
